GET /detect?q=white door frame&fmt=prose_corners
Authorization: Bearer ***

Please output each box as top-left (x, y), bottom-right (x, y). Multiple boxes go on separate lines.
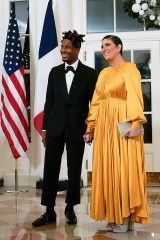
top-left (82, 33), bottom-right (160, 186)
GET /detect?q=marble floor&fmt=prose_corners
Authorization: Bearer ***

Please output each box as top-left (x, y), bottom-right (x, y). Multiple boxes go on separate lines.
top-left (0, 186), bottom-right (160, 240)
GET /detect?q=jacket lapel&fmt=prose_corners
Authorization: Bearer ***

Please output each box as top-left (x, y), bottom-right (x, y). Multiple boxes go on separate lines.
top-left (58, 64), bottom-right (68, 100)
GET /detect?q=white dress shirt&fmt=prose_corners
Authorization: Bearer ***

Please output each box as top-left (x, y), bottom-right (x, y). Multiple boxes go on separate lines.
top-left (65, 60), bottom-right (79, 93)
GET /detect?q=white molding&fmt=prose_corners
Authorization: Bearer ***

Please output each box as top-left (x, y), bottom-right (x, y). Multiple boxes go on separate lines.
top-left (72, 0), bottom-right (85, 33)
top-left (84, 31), bottom-right (160, 43)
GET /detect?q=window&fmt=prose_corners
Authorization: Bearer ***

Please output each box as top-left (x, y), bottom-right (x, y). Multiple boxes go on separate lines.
top-left (87, 0), bottom-right (144, 33)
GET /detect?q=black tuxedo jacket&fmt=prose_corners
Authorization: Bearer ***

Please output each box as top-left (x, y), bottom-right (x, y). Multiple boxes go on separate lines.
top-left (42, 61), bottom-right (97, 141)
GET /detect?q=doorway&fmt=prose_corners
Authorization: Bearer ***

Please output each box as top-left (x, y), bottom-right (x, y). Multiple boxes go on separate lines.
top-left (82, 38), bottom-right (160, 186)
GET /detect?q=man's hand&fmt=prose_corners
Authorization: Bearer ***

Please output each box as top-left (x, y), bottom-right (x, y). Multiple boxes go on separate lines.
top-left (42, 131), bottom-right (46, 147)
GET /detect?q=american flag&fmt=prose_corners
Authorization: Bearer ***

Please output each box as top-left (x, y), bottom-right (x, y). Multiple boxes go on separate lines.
top-left (34, 0), bottom-right (61, 135)
top-left (0, 2), bottom-right (29, 159)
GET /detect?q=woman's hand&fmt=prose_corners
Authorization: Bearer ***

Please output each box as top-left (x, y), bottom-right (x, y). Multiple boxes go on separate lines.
top-left (123, 128), bottom-right (140, 138)
top-left (83, 131), bottom-right (94, 144)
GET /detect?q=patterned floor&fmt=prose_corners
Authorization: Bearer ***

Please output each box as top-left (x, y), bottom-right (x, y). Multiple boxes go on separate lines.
top-left (0, 186), bottom-right (160, 239)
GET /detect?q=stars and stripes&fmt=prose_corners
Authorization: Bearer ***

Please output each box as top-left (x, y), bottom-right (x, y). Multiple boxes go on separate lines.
top-left (0, 2), bottom-right (29, 159)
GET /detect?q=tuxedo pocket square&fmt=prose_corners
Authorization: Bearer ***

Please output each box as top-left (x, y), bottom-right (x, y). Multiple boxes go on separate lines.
top-left (117, 121), bottom-right (144, 138)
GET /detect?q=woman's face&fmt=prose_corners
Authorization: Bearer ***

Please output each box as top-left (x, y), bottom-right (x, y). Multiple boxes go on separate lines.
top-left (101, 38), bottom-right (120, 62)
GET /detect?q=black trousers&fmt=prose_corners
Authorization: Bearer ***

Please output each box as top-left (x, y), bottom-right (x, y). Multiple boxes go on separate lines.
top-left (41, 131), bottom-right (85, 207)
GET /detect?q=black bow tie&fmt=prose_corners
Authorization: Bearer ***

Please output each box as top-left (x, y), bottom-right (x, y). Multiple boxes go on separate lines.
top-left (65, 66), bottom-right (76, 74)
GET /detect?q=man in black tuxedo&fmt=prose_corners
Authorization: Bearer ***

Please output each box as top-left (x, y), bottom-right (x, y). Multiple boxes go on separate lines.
top-left (32, 30), bottom-right (97, 226)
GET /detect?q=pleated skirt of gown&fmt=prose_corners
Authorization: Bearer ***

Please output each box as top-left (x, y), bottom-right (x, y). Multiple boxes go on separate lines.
top-left (90, 98), bottom-right (149, 224)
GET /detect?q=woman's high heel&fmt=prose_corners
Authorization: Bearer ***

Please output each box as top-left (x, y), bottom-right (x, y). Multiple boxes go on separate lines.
top-left (128, 221), bottom-right (134, 231)
top-left (112, 224), bottom-right (128, 233)
top-left (112, 216), bottom-right (134, 233)
top-left (106, 222), bottom-right (116, 232)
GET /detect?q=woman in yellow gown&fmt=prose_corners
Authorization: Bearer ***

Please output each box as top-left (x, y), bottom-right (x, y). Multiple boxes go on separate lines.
top-left (83, 35), bottom-right (149, 232)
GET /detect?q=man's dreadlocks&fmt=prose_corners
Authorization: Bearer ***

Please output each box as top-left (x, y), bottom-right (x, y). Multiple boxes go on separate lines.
top-left (61, 30), bottom-right (85, 49)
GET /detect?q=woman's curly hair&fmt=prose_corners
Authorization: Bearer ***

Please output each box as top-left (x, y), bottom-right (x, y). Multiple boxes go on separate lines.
top-left (61, 30), bottom-right (85, 49)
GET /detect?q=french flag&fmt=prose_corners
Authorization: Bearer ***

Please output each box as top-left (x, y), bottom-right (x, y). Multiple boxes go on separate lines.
top-left (34, 0), bottom-right (61, 135)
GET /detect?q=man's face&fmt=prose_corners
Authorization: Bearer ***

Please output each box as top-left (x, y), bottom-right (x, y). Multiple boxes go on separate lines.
top-left (60, 39), bottom-right (80, 64)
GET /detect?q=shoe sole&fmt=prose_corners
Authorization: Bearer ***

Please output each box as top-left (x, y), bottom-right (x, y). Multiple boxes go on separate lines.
top-left (32, 218), bottom-right (56, 227)
top-left (66, 219), bottom-right (77, 225)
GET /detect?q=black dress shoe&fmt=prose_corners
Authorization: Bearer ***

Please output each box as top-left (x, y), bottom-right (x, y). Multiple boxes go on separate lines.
top-left (65, 210), bottom-right (77, 225)
top-left (32, 212), bottom-right (56, 227)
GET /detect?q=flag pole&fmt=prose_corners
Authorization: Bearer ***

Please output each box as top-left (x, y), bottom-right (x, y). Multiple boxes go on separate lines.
top-left (15, 160), bottom-right (18, 191)
top-left (6, 160), bottom-right (28, 193)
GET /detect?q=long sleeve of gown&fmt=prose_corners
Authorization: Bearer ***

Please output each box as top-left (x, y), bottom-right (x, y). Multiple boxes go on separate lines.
top-left (86, 79), bottom-right (102, 132)
top-left (123, 63), bottom-right (147, 129)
